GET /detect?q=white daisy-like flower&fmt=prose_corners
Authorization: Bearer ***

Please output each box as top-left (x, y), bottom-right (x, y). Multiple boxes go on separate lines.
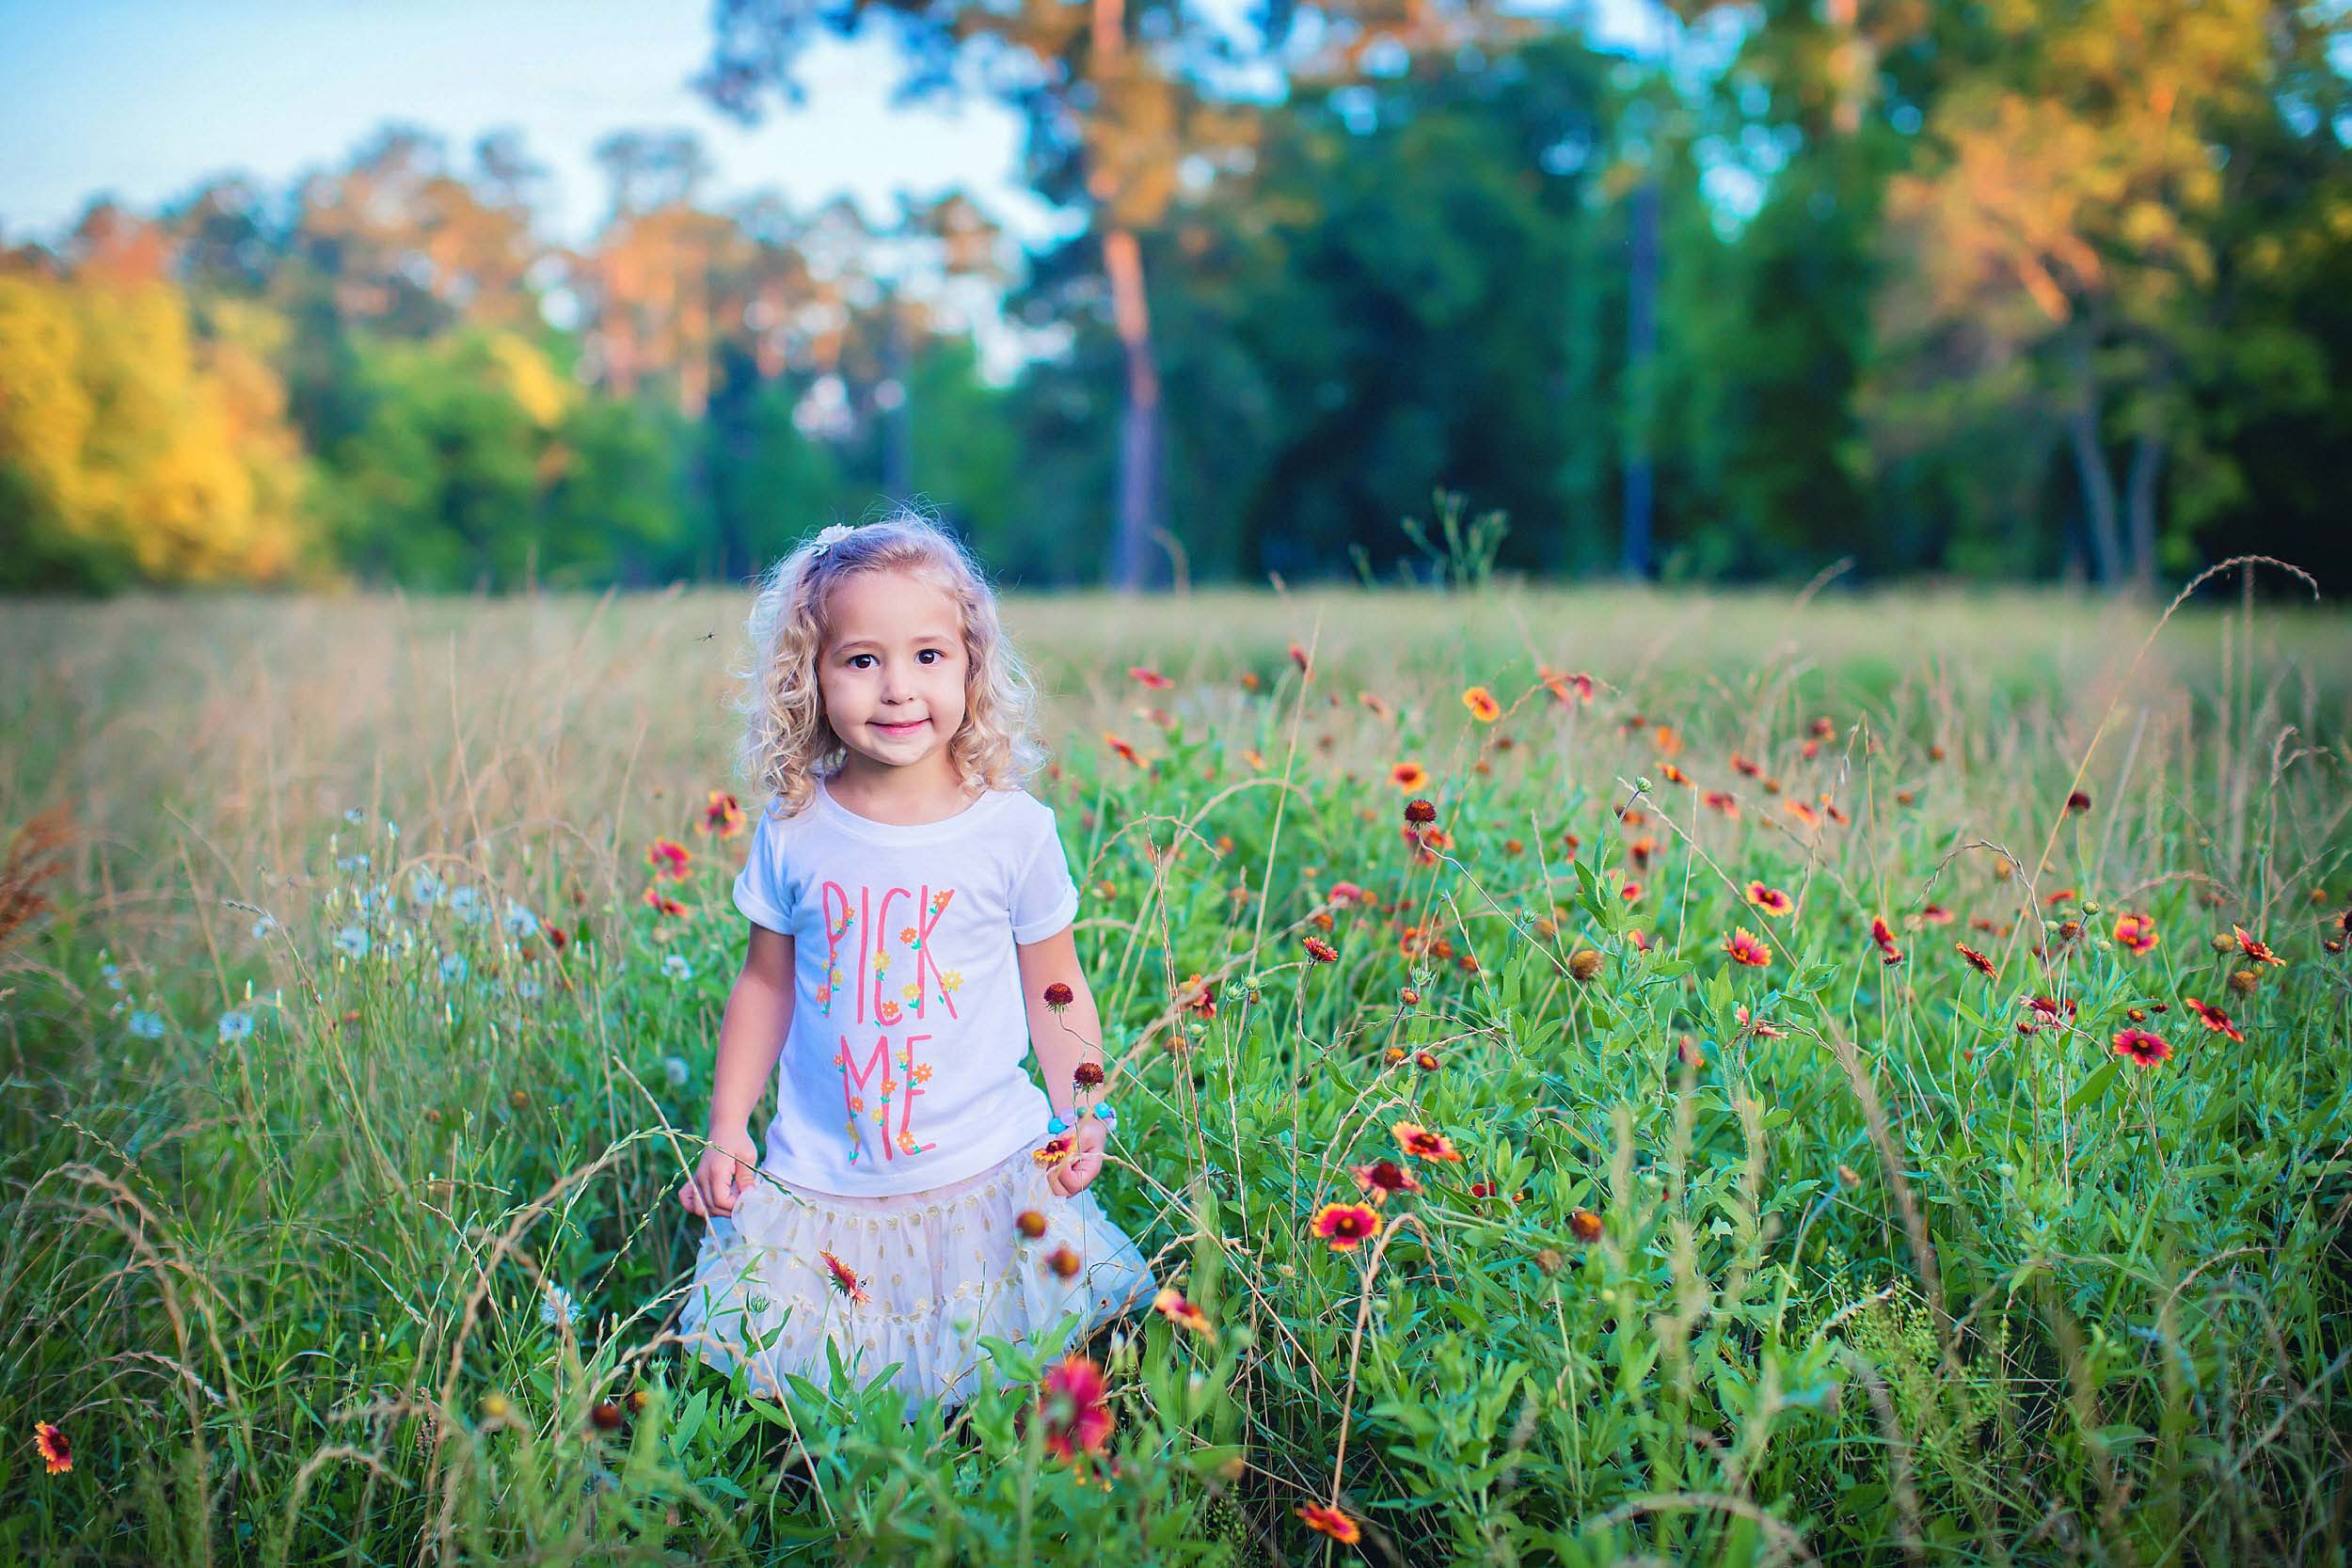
top-left (662, 1054), bottom-right (691, 1087)
top-left (408, 869), bottom-right (445, 909)
top-left (502, 900), bottom-right (541, 940)
top-left (447, 886), bottom-right (486, 925)
top-left (250, 914), bottom-right (278, 940)
top-left (127, 1009), bottom-right (166, 1039)
top-left (334, 924), bottom-right (371, 959)
top-left (661, 954), bottom-right (693, 983)
top-left (217, 1009), bottom-right (254, 1045)
top-left (540, 1282), bottom-right (582, 1330)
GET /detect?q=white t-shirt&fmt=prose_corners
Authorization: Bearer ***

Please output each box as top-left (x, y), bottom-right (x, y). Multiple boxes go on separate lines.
top-left (730, 775), bottom-right (1083, 1197)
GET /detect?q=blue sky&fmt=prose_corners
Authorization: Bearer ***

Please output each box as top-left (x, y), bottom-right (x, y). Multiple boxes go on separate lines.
top-left (0, 0), bottom-right (1070, 246)
top-left (0, 0), bottom-right (1660, 250)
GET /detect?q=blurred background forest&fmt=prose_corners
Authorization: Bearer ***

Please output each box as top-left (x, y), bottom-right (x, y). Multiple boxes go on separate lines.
top-left (2, 0), bottom-right (2348, 597)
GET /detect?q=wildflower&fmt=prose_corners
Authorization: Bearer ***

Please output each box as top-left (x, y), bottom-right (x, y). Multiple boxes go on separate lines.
top-left (1462, 686), bottom-right (1501, 722)
top-left (1033, 1135), bottom-right (1074, 1168)
top-left (2027, 994), bottom-right (2075, 1027)
top-left (2066, 790), bottom-right (2091, 815)
top-left (2113, 913), bottom-right (2158, 955)
top-left (1703, 791), bottom-right (1740, 817)
top-left (447, 884), bottom-right (485, 923)
top-left (1043, 1245), bottom-right (1082, 1280)
top-left (1350, 1159), bottom-right (1422, 1204)
top-left (1870, 916), bottom-right (1903, 965)
top-left (1016, 1210), bottom-right (1049, 1239)
top-left (127, 1009), bottom-right (166, 1039)
top-left (250, 914), bottom-right (278, 940)
top-left (1310, 1201), bottom-right (1383, 1252)
top-left (1661, 762), bottom-right (1692, 786)
top-left (1735, 1004), bottom-right (1786, 1039)
top-left (2232, 926), bottom-right (2285, 967)
top-left (1811, 716), bottom-right (1835, 739)
top-left (661, 1055), bottom-right (690, 1087)
top-left (661, 953), bottom-right (693, 983)
top-left (217, 1009), bottom-right (254, 1045)
top-left (1568, 948), bottom-right (1604, 983)
top-left (1359, 689), bottom-right (1394, 721)
top-left (2112, 1029), bottom-right (2172, 1068)
top-left (335, 851), bottom-right (370, 874)
top-left (2228, 967), bottom-right (2260, 997)
top-left (101, 960), bottom-right (123, 991)
top-left (1127, 665), bottom-right (1175, 689)
top-left (1391, 1120), bottom-right (1462, 1162)
top-left (1730, 752), bottom-right (1760, 777)
top-left (1296, 1501), bottom-right (1361, 1544)
top-left (2182, 997), bottom-right (2244, 1041)
top-left (1178, 974), bottom-right (1217, 1019)
top-left (588, 1401), bottom-right (625, 1432)
top-left (700, 790), bottom-right (745, 837)
top-left (502, 901), bottom-right (541, 940)
top-left (646, 839), bottom-right (691, 880)
top-left (1103, 732), bottom-right (1144, 768)
top-left (1073, 1061), bottom-right (1104, 1090)
top-left (1404, 798), bottom-right (1437, 826)
top-left (1036, 1354), bottom-right (1114, 1461)
top-left (1288, 641), bottom-right (1312, 675)
top-left (1725, 928), bottom-right (1772, 968)
top-left (1303, 936), bottom-right (1338, 964)
top-left (1918, 903), bottom-right (1953, 926)
top-left (540, 1282), bottom-right (583, 1329)
top-left (1042, 982), bottom-right (1073, 1013)
top-left (1390, 762), bottom-right (1429, 793)
top-left (1619, 880), bottom-right (1644, 903)
top-left (817, 1249), bottom-right (872, 1305)
top-left (1414, 1048), bottom-right (1439, 1071)
top-left (1785, 800), bottom-right (1821, 829)
top-left (1745, 881), bottom-right (1793, 918)
top-left (35, 1421), bottom-right (72, 1474)
top-left (1154, 1288), bottom-right (1211, 1333)
top-left (642, 886), bottom-right (688, 918)
top-left (1568, 1207), bottom-right (1603, 1243)
top-left (1956, 942), bottom-right (1998, 979)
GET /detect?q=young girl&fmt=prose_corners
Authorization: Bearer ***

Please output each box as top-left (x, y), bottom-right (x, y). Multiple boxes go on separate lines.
top-left (675, 511), bottom-right (1156, 1424)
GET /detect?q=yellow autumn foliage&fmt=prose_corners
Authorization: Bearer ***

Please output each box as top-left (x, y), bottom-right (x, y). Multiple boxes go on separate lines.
top-left (0, 272), bottom-right (317, 586)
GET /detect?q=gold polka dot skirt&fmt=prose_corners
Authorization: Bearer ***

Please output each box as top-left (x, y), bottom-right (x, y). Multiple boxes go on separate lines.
top-left (677, 1134), bottom-right (1156, 1421)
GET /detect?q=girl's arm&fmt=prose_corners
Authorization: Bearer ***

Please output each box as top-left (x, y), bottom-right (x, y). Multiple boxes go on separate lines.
top-left (709, 922), bottom-right (797, 1138)
top-left (1017, 924), bottom-right (1108, 1196)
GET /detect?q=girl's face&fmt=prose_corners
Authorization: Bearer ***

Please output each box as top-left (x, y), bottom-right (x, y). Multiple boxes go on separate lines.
top-left (817, 568), bottom-right (971, 781)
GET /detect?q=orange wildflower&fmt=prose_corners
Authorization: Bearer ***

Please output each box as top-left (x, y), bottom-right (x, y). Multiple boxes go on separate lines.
top-left (1391, 1121), bottom-right (1462, 1163)
top-left (1462, 686), bottom-right (1501, 722)
top-left (1297, 1503), bottom-right (1361, 1544)
top-left (1745, 881), bottom-right (1793, 918)
top-left (1725, 927), bottom-right (1772, 968)
top-left (2113, 912), bottom-right (2158, 955)
top-left (1391, 761), bottom-right (1429, 792)
top-left (817, 1249), bottom-right (871, 1305)
top-left (1310, 1201), bottom-right (1383, 1252)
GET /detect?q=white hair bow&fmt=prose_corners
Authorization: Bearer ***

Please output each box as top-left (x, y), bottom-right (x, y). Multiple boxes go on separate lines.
top-left (807, 522), bottom-right (858, 558)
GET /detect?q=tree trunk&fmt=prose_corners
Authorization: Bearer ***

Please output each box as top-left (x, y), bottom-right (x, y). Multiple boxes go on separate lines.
top-left (1620, 175), bottom-right (1661, 579)
top-left (2066, 333), bottom-right (2123, 586)
top-left (1092, 0), bottom-right (1161, 593)
top-left (2125, 424), bottom-right (2164, 598)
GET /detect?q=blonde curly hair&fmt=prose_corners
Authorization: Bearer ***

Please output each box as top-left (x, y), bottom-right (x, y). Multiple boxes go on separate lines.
top-left (733, 508), bottom-right (1050, 822)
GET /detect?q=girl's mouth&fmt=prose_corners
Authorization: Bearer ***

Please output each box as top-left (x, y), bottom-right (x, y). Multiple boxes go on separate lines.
top-left (874, 719), bottom-right (928, 735)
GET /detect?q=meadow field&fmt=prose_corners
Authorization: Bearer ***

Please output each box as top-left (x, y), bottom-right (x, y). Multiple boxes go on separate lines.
top-left (3, 572), bottom-right (2349, 1565)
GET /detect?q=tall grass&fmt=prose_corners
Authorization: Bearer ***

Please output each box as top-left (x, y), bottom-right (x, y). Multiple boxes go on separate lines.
top-left (2, 575), bottom-right (2347, 1564)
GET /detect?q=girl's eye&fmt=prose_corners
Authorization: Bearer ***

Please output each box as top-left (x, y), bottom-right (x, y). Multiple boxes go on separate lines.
top-left (849, 650), bottom-right (946, 669)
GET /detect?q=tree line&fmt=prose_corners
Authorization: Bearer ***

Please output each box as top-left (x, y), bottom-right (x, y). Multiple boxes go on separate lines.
top-left (2, 0), bottom-right (2345, 595)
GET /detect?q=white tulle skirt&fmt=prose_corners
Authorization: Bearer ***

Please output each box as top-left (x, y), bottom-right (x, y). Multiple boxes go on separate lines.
top-left (676, 1133), bottom-right (1158, 1422)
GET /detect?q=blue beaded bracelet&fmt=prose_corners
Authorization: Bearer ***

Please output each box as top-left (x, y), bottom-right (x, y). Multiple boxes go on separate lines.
top-left (1048, 1103), bottom-right (1117, 1136)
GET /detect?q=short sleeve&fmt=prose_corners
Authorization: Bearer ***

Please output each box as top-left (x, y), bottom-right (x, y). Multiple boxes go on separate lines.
top-left (732, 805), bottom-right (793, 935)
top-left (1009, 804), bottom-right (1081, 944)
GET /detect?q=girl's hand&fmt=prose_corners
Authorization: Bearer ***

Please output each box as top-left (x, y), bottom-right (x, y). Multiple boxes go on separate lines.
top-left (680, 1127), bottom-right (761, 1219)
top-left (1049, 1116), bottom-right (1107, 1198)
